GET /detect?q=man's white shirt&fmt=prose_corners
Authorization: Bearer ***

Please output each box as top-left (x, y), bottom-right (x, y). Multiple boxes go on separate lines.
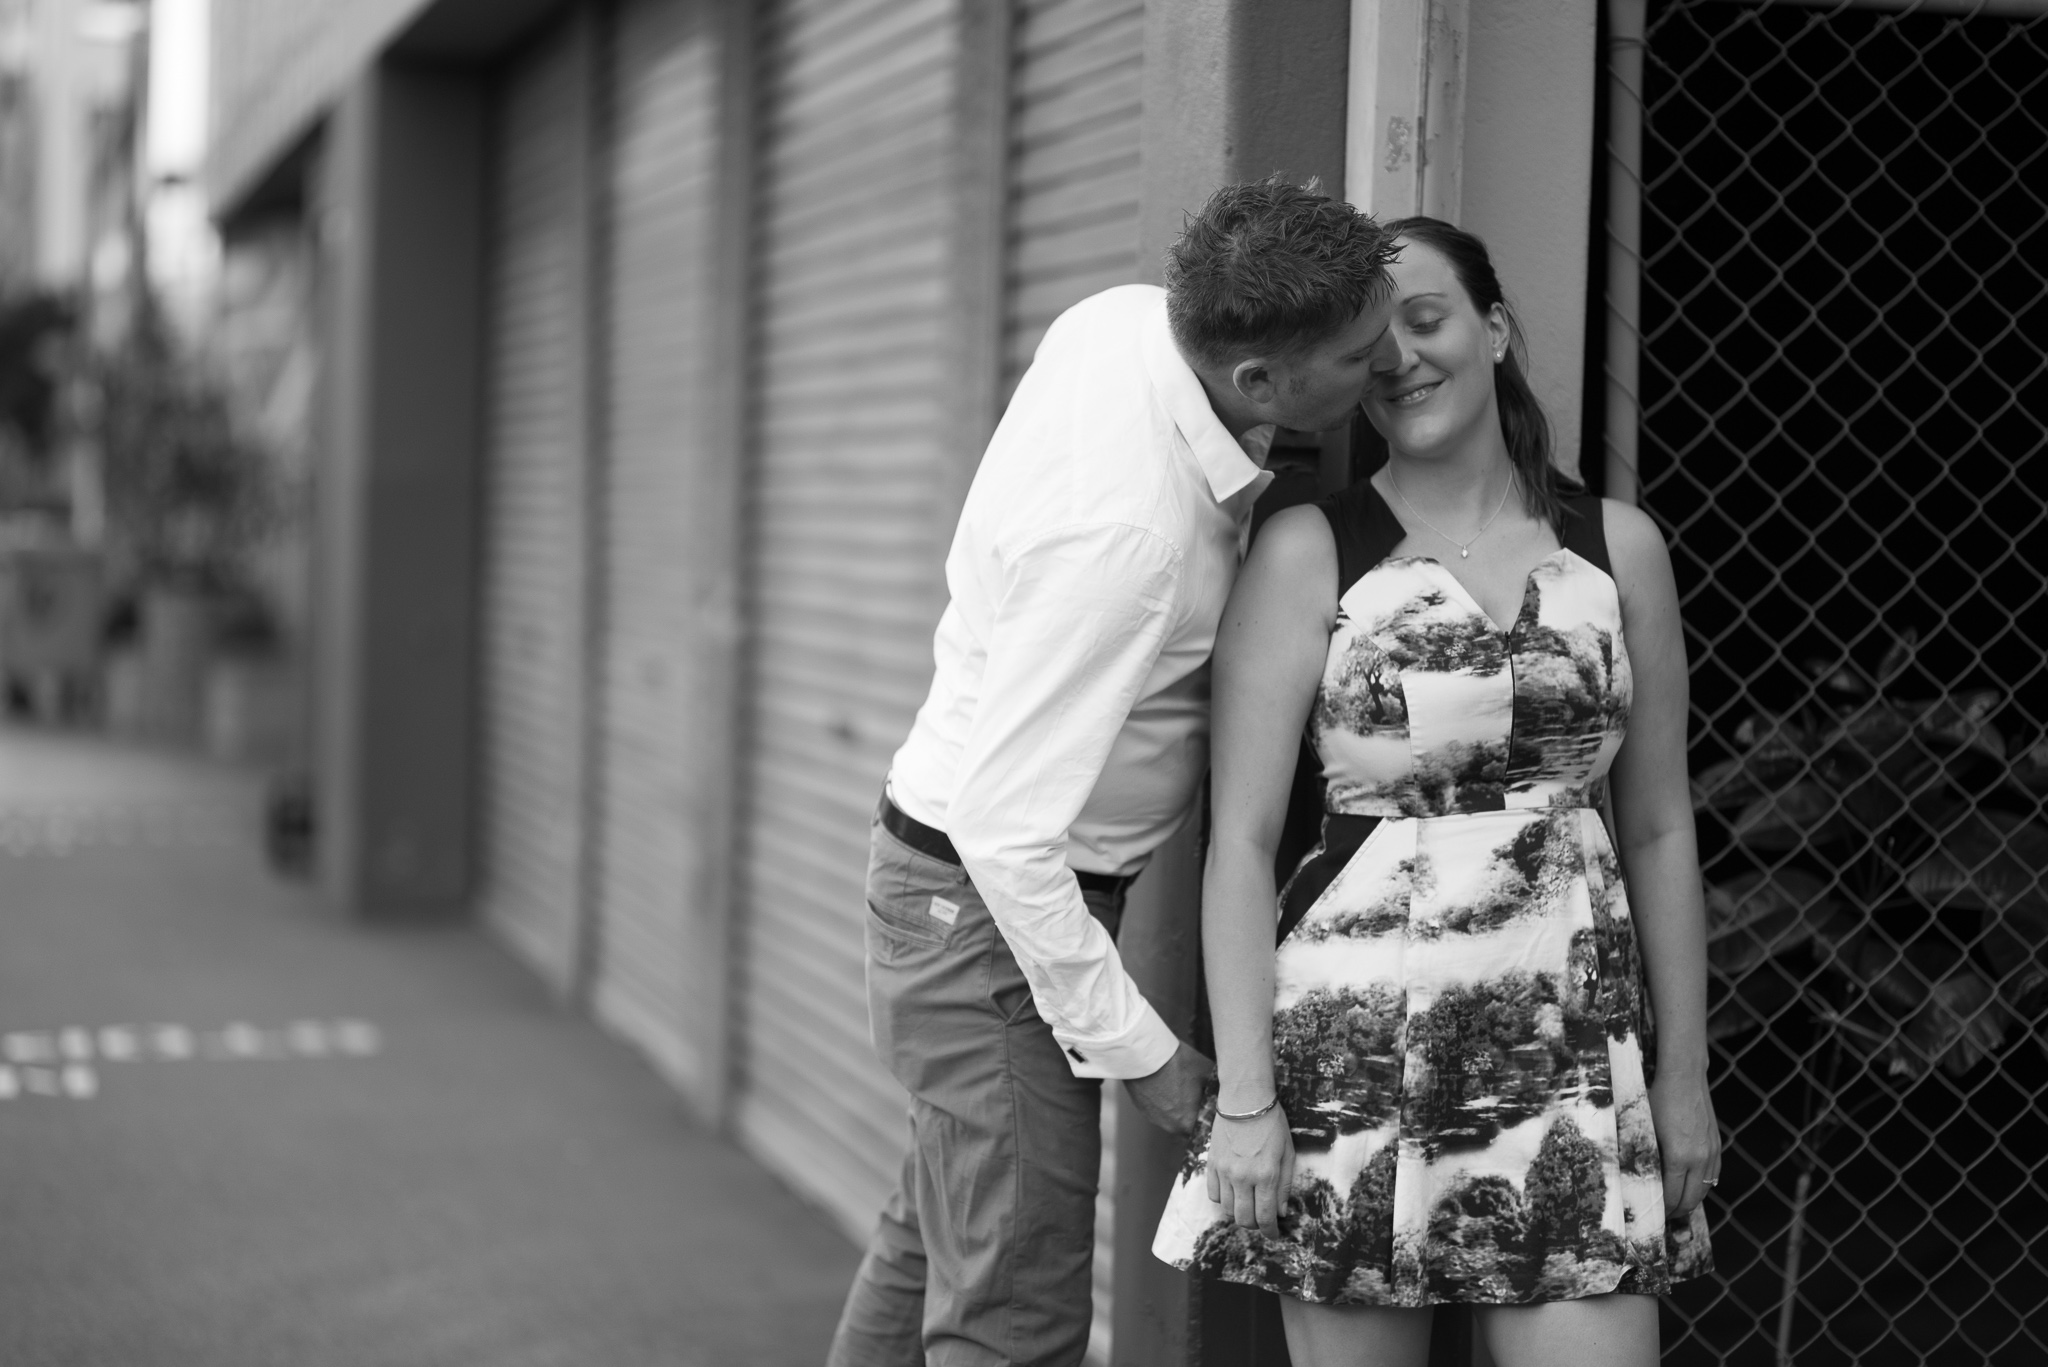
top-left (887, 284), bottom-right (1275, 1080)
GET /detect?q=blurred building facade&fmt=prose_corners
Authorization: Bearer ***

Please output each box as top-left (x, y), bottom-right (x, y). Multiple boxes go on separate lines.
top-left (203, 1), bottom-right (2048, 1365)
top-left (0, 0), bottom-right (145, 519)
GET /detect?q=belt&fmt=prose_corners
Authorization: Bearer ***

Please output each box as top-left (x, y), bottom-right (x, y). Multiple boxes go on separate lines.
top-left (879, 794), bottom-right (1138, 898)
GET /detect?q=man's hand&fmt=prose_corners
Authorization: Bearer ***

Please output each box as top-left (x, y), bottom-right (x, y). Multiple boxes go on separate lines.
top-left (1124, 1040), bottom-right (1214, 1136)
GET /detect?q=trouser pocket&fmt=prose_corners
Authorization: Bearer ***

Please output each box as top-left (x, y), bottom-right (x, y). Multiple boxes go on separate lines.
top-left (863, 819), bottom-right (987, 1090)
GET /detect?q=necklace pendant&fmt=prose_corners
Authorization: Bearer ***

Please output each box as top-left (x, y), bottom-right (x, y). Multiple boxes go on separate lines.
top-left (1460, 548), bottom-right (1469, 558)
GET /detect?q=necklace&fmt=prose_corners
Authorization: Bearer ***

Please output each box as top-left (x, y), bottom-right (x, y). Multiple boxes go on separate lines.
top-left (1387, 465), bottom-right (1517, 559)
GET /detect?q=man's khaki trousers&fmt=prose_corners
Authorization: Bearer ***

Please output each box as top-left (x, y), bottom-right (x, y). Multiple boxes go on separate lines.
top-left (826, 814), bottom-right (1125, 1367)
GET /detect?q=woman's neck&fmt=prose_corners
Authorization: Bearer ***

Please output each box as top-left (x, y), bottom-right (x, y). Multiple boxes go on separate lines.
top-left (1380, 430), bottom-right (1516, 521)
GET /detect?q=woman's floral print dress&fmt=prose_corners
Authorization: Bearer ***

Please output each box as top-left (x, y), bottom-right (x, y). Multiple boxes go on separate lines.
top-left (1152, 486), bottom-right (1712, 1306)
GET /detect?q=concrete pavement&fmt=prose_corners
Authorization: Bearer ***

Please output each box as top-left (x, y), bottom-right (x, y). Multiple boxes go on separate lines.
top-left (0, 726), bottom-right (857, 1367)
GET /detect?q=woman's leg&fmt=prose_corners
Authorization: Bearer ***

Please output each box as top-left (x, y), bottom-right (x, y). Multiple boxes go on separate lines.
top-left (1473, 1293), bottom-right (1658, 1367)
top-left (1278, 1300), bottom-right (1433, 1367)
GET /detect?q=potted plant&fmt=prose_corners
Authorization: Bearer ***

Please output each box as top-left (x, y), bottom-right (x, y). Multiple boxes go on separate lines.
top-left (91, 331), bottom-right (277, 742)
top-left (1694, 632), bottom-right (2048, 1361)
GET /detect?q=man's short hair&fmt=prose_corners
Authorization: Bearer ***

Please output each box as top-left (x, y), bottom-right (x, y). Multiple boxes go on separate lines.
top-left (1165, 176), bottom-right (1397, 370)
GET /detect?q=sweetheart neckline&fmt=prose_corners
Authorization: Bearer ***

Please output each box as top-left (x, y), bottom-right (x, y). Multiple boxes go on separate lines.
top-left (1378, 548), bottom-right (1578, 636)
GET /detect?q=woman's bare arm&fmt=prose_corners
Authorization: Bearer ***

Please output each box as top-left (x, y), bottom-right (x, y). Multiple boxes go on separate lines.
top-left (1202, 504), bottom-right (1337, 1236)
top-left (1604, 498), bottom-right (1721, 1217)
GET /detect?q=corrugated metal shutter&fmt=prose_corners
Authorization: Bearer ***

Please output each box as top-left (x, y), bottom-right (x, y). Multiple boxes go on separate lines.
top-left (1003, 0), bottom-right (1145, 400)
top-left (1005, 7), bottom-right (1145, 1358)
top-left (735, 0), bottom-right (959, 1235)
top-left (478, 24), bottom-right (585, 992)
top-left (588, 0), bottom-right (723, 1093)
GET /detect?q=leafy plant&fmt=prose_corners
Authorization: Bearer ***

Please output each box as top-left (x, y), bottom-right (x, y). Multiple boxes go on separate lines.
top-left (0, 291), bottom-right (74, 466)
top-left (1693, 632), bottom-right (2048, 1359)
top-left (92, 331), bottom-right (278, 590)
top-left (1698, 634), bottom-right (2048, 1078)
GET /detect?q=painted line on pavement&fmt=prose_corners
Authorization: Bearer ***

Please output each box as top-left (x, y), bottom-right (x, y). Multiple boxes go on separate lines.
top-left (0, 801), bottom-right (252, 855)
top-left (0, 1020), bottom-right (383, 1100)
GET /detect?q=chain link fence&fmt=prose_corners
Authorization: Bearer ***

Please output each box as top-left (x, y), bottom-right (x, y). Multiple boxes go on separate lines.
top-left (1629, 2), bottom-right (2047, 1362)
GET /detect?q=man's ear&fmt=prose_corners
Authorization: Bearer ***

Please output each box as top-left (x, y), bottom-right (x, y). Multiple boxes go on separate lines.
top-left (1231, 357), bottom-right (1277, 406)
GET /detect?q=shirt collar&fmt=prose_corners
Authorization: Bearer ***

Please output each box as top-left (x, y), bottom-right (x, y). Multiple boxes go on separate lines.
top-left (1141, 298), bottom-right (1275, 505)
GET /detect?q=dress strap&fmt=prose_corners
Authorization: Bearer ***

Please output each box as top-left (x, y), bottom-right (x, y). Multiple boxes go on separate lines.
top-left (1558, 493), bottom-right (1611, 577)
top-left (1316, 480), bottom-right (1409, 599)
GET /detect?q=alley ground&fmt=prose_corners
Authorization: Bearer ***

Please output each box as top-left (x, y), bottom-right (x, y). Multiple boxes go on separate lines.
top-left (0, 726), bottom-right (858, 1367)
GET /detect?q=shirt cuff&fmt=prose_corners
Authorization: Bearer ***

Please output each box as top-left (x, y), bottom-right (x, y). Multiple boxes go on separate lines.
top-left (1053, 1004), bottom-right (1182, 1081)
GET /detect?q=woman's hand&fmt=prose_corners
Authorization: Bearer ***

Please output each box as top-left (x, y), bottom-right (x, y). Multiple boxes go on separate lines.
top-left (1649, 1068), bottom-right (1721, 1220)
top-left (1204, 1104), bottom-right (1296, 1239)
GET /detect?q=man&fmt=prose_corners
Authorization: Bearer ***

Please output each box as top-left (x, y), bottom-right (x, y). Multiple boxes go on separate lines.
top-left (829, 178), bottom-right (1397, 1367)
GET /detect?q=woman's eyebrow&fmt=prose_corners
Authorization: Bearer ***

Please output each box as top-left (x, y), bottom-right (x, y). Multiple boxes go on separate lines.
top-left (1401, 291), bottom-right (1450, 305)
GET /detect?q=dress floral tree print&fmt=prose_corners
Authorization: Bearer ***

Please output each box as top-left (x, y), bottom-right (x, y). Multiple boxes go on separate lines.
top-left (1153, 490), bottom-right (1712, 1307)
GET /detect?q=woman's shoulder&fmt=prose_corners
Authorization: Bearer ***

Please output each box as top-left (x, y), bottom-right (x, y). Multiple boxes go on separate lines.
top-left (1595, 499), bottom-right (1669, 574)
top-left (1244, 502), bottom-right (1337, 578)
top-left (1229, 502), bottom-right (1341, 632)
top-left (1586, 497), bottom-right (1678, 621)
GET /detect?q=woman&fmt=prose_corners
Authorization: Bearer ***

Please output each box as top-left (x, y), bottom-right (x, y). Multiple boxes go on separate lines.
top-left (1152, 219), bottom-right (1717, 1366)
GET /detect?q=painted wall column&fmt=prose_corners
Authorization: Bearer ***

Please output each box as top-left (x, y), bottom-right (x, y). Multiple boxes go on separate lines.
top-left (311, 60), bottom-right (485, 918)
top-left (1462, 0), bottom-right (1599, 475)
top-left (1602, 0), bottom-right (1647, 505)
top-left (1346, 0), bottom-right (1469, 222)
top-left (686, 0), bottom-right (759, 1121)
top-left (1127, 6), bottom-right (1352, 1363)
top-left (1137, 0), bottom-right (1352, 280)
top-left (1349, 0), bottom-right (1600, 476)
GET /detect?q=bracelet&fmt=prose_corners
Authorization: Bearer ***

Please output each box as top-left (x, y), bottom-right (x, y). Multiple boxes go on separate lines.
top-left (1214, 1094), bottom-right (1279, 1122)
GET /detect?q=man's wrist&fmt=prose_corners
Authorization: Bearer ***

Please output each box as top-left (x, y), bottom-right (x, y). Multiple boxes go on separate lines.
top-left (1064, 1009), bottom-right (1180, 1080)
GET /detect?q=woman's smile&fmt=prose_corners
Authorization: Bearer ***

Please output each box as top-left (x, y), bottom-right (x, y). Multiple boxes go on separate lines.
top-left (1382, 377), bottom-right (1442, 406)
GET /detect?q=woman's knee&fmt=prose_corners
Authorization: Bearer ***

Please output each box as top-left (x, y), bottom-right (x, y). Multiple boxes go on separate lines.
top-left (1473, 1292), bottom-right (1659, 1367)
top-left (1277, 1298), bottom-right (1433, 1367)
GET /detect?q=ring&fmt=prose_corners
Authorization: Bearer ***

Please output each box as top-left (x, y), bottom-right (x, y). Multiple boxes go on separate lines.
top-left (1702, 1178), bottom-right (1720, 1187)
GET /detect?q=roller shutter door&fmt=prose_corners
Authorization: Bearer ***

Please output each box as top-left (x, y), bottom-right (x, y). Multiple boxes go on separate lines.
top-left (478, 25), bottom-right (585, 992)
top-left (587, 0), bottom-right (724, 1094)
top-left (1003, 0), bottom-right (1145, 399)
top-left (735, 0), bottom-right (958, 1234)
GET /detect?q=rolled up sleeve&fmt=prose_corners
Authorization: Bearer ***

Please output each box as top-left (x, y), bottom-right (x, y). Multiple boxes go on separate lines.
top-left (945, 522), bottom-right (1187, 1080)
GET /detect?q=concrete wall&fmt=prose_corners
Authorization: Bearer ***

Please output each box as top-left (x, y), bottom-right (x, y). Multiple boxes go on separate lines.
top-left (1137, 0), bottom-right (1353, 283)
top-left (1462, 0), bottom-right (1599, 476)
top-left (311, 62), bottom-right (485, 916)
top-left (210, 0), bottom-right (432, 214)
top-left (209, 0), bottom-right (560, 217)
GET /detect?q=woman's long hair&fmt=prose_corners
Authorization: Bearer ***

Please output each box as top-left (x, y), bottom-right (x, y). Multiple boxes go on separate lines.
top-left (1379, 216), bottom-right (1583, 530)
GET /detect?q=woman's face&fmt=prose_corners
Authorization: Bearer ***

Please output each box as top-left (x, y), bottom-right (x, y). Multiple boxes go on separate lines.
top-left (1362, 238), bottom-right (1511, 461)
